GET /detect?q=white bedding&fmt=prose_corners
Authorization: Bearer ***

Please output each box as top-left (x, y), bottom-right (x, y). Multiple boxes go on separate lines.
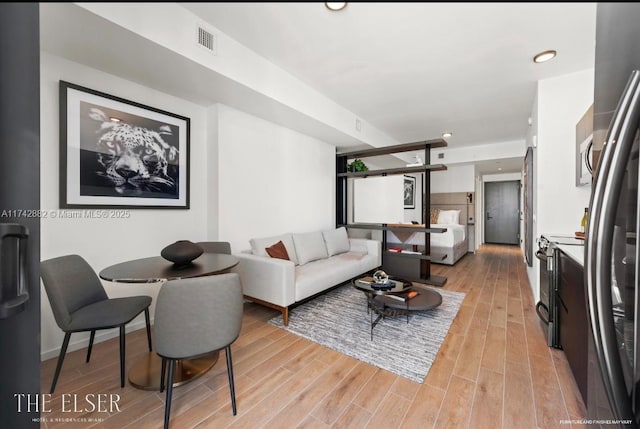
top-left (431, 223), bottom-right (466, 247)
top-left (387, 223), bottom-right (466, 247)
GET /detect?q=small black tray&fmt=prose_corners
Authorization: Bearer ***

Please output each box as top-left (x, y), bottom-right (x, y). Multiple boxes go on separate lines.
top-left (369, 281), bottom-right (395, 291)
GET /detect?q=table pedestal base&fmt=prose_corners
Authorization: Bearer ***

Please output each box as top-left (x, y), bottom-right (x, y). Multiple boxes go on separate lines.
top-left (128, 351), bottom-right (219, 391)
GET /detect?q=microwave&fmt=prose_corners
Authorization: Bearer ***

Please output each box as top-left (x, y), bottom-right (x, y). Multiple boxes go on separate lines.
top-left (576, 133), bottom-right (593, 186)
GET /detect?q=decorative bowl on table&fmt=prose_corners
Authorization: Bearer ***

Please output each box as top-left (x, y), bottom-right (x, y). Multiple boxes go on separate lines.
top-left (161, 240), bottom-right (204, 267)
top-left (371, 270), bottom-right (393, 290)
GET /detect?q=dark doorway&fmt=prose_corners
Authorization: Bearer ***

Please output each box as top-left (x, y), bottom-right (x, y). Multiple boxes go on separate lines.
top-left (485, 181), bottom-right (520, 245)
top-left (0, 3), bottom-right (41, 428)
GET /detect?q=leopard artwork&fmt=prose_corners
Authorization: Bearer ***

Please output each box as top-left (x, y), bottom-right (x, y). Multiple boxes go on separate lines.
top-left (88, 108), bottom-right (179, 196)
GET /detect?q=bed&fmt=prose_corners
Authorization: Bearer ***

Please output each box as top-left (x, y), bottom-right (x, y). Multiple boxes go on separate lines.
top-left (386, 192), bottom-right (473, 265)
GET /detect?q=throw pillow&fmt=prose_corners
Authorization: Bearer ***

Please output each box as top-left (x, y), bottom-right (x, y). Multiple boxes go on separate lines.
top-left (292, 231), bottom-right (328, 265)
top-left (250, 234), bottom-right (299, 265)
top-left (437, 209), bottom-right (461, 225)
top-left (322, 227), bottom-right (350, 256)
top-left (430, 207), bottom-right (440, 224)
top-left (265, 240), bottom-right (290, 260)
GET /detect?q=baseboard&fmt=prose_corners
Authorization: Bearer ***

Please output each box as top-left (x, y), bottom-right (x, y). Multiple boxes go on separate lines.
top-left (40, 318), bottom-right (152, 361)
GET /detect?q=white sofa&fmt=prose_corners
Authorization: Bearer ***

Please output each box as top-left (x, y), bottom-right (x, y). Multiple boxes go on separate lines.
top-left (232, 227), bottom-right (381, 325)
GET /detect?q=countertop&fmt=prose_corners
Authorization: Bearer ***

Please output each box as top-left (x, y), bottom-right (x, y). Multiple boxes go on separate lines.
top-left (541, 233), bottom-right (585, 266)
top-left (555, 243), bottom-right (585, 267)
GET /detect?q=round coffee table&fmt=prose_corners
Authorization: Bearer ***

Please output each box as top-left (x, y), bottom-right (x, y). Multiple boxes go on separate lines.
top-left (353, 278), bottom-right (443, 339)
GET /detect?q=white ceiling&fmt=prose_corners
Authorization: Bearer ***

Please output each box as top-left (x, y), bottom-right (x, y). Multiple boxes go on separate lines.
top-left (182, 2), bottom-right (597, 149)
top-left (39, 3), bottom-right (597, 175)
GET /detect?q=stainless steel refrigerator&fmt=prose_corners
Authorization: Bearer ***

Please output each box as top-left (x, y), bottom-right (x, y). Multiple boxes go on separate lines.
top-left (0, 3), bottom-right (41, 428)
top-left (585, 3), bottom-right (640, 427)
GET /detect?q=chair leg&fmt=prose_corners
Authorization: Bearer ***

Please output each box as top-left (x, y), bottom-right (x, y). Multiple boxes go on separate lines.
top-left (164, 360), bottom-right (175, 429)
top-left (144, 308), bottom-right (152, 352)
top-left (119, 325), bottom-right (126, 388)
top-left (160, 358), bottom-right (167, 393)
top-left (50, 332), bottom-right (71, 394)
top-left (225, 346), bottom-right (237, 415)
top-left (86, 330), bottom-right (96, 363)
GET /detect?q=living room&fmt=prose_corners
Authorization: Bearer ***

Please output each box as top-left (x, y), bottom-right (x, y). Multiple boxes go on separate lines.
top-left (37, 1), bottom-right (595, 306)
top-left (2, 3), bottom-right (625, 428)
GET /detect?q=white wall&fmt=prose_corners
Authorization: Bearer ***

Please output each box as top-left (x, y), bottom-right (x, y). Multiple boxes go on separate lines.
top-left (482, 172), bottom-right (522, 183)
top-left (526, 68), bottom-right (594, 301)
top-left (40, 53), bottom-right (210, 359)
top-left (537, 69), bottom-right (594, 235)
top-left (206, 104), bottom-right (219, 240)
top-left (432, 164), bottom-right (475, 193)
top-left (526, 94), bottom-right (539, 296)
top-left (433, 140), bottom-right (525, 165)
top-left (217, 104), bottom-right (335, 252)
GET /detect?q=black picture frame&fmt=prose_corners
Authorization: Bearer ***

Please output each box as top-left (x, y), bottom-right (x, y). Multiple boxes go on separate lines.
top-left (59, 81), bottom-right (190, 209)
top-left (403, 175), bottom-right (416, 209)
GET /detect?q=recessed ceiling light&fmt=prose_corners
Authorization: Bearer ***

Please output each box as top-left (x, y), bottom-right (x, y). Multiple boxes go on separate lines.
top-left (325, 2), bottom-right (347, 11)
top-left (442, 132), bottom-right (452, 138)
top-left (533, 50), bottom-right (557, 63)
top-left (498, 167), bottom-right (503, 171)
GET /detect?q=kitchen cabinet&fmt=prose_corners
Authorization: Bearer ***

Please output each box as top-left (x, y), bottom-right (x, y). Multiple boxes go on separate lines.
top-left (557, 249), bottom-right (589, 404)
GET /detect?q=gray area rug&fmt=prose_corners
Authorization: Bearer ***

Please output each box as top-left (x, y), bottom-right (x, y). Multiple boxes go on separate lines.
top-left (268, 284), bottom-right (465, 383)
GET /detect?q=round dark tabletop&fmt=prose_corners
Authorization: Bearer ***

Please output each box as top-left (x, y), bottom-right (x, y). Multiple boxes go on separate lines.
top-left (99, 253), bottom-right (239, 283)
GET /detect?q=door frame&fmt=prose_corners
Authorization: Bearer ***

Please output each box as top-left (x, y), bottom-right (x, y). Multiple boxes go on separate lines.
top-left (482, 177), bottom-right (522, 245)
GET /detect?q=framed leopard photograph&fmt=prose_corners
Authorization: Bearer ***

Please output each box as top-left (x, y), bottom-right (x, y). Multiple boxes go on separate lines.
top-left (59, 81), bottom-right (190, 209)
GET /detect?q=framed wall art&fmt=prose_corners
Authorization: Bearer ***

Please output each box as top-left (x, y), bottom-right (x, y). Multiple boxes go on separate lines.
top-left (59, 81), bottom-right (190, 209)
top-left (403, 175), bottom-right (416, 209)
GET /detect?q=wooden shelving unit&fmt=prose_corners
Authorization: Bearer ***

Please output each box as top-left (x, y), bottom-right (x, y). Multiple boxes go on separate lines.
top-left (336, 139), bottom-right (448, 286)
top-left (337, 223), bottom-right (447, 233)
top-left (336, 164), bottom-right (447, 178)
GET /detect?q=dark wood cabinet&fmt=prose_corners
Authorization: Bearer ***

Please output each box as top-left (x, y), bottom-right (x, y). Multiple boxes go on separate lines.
top-left (557, 250), bottom-right (589, 404)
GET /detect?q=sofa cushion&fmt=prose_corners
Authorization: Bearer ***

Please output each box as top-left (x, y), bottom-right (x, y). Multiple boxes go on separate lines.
top-left (292, 231), bottom-right (328, 265)
top-left (322, 227), bottom-right (350, 257)
top-left (250, 234), bottom-right (299, 265)
top-left (294, 251), bottom-right (368, 302)
top-left (265, 240), bottom-right (290, 261)
top-left (437, 209), bottom-right (461, 225)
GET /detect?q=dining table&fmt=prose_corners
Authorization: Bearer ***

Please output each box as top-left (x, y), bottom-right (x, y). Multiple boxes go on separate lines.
top-left (99, 253), bottom-right (239, 391)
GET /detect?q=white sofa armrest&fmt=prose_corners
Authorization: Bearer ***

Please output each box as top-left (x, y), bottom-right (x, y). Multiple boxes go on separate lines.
top-left (231, 252), bottom-right (296, 307)
top-left (349, 238), bottom-right (382, 266)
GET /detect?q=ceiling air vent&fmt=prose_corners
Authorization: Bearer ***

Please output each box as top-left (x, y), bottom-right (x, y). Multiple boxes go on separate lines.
top-left (197, 24), bottom-right (216, 54)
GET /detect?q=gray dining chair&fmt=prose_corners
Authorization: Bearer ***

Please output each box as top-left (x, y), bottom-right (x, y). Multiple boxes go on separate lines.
top-left (40, 254), bottom-right (152, 393)
top-left (155, 273), bottom-right (243, 429)
top-left (196, 241), bottom-right (231, 255)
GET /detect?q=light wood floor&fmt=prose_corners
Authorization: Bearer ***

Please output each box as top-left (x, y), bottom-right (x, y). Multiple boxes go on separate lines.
top-left (40, 244), bottom-right (586, 428)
